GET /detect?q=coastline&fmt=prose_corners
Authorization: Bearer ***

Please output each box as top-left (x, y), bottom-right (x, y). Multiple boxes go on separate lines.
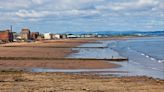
top-left (0, 38), bottom-right (120, 71)
top-left (0, 37), bottom-right (164, 91)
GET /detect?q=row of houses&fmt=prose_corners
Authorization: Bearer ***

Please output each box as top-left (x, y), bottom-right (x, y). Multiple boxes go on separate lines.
top-left (0, 28), bottom-right (40, 42)
top-left (43, 33), bottom-right (107, 40)
top-left (0, 28), bottom-right (109, 43)
top-left (44, 33), bottom-right (68, 40)
top-left (20, 28), bottom-right (40, 41)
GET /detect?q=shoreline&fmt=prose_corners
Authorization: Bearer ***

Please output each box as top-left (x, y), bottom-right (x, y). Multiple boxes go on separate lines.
top-left (0, 38), bottom-right (121, 71)
top-left (0, 37), bottom-right (164, 91)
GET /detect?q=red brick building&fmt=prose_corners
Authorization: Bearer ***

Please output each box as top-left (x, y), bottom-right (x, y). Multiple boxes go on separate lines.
top-left (0, 30), bottom-right (13, 42)
top-left (31, 32), bottom-right (39, 40)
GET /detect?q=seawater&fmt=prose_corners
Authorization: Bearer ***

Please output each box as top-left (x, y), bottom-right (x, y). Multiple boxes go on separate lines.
top-left (68, 36), bottom-right (164, 79)
top-left (32, 36), bottom-right (164, 79)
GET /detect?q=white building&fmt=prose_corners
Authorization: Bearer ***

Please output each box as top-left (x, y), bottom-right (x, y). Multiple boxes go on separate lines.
top-left (52, 34), bottom-right (61, 39)
top-left (66, 34), bottom-right (77, 38)
top-left (44, 33), bottom-right (52, 40)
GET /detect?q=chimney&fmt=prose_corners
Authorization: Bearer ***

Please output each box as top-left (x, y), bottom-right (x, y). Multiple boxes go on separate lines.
top-left (10, 25), bottom-right (12, 32)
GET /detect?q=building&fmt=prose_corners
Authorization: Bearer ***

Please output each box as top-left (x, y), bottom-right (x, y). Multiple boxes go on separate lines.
top-left (52, 34), bottom-right (61, 39)
top-left (97, 34), bottom-right (103, 38)
top-left (12, 32), bottom-right (18, 41)
top-left (0, 30), bottom-right (13, 42)
top-left (84, 34), bottom-right (97, 38)
top-left (36, 36), bottom-right (44, 41)
top-left (20, 28), bottom-right (31, 40)
top-left (31, 32), bottom-right (39, 40)
top-left (44, 33), bottom-right (52, 40)
top-left (66, 34), bottom-right (78, 38)
top-left (61, 34), bottom-right (67, 39)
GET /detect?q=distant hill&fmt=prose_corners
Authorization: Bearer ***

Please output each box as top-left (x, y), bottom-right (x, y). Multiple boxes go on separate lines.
top-left (63, 31), bottom-right (164, 36)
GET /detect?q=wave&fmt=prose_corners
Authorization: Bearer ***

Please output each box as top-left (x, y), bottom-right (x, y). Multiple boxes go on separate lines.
top-left (127, 47), bottom-right (151, 59)
top-left (126, 46), bottom-right (160, 62)
top-left (141, 53), bottom-right (145, 56)
top-left (144, 55), bottom-right (157, 61)
top-left (158, 60), bottom-right (164, 63)
top-left (150, 67), bottom-right (164, 72)
top-left (127, 47), bottom-right (131, 50)
top-left (132, 61), bottom-right (140, 65)
top-left (139, 52), bottom-right (157, 61)
top-left (122, 46), bottom-right (160, 63)
top-left (145, 55), bottom-right (150, 58)
top-left (131, 61), bottom-right (164, 71)
top-left (140, 52), bottom-right (150, 58)
top-left (150, 57), bottom-right (155, 61)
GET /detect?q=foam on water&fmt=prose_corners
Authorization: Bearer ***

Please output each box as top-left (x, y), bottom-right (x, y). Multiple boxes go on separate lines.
top-left (158, 60), bottom-right (164, 63)
top-left (150, 57), bottom-right (155, 61)
top-left (36, 37), bottom-right (164, 79)
top-left (141, 53), bottom-right (145, 56)
top-left (108, 37), bottom-right (164, 79)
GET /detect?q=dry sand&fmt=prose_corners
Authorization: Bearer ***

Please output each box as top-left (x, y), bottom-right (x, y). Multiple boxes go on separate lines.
top-left (0, 72), bottom-right (163, 92)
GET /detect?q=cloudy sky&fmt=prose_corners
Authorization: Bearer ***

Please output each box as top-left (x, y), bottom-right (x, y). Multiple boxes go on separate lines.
top-left (0, 0), bottom-right (163, 33)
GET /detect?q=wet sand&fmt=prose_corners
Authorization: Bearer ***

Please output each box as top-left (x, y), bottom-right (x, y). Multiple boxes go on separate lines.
top-left (0, 60), bottom-right (119, 69)
top-left (0, 38), bottom-right (119, 70)
top-left (0, 72), bottom-right (163, 92)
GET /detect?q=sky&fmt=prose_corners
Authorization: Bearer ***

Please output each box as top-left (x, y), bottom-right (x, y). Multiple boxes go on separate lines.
top-left (0, 0), bottom-right (164, 33)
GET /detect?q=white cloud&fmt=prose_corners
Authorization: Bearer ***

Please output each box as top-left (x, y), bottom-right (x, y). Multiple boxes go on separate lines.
top-left (0, 12), bottom-right (23, 23)
top-left (62, 9), bottom-right (100, 17)
top-left (14, 9), bottom-right (100, 19)
top-left (15, 10), bottom-right (50, 18)
top-left (137, 0), bottom-right (158, 5)
top-left (0, 0), bottom-right (163, 31)
top-left (0, 0), bottom-right (31, 9)
top-left (0, 0), bottom-right (49, 10)
top-left (96, 0), bottom-right (160, 11)
top-left (0, 0), bottom-right (103, 10)
top-left (31, 0), bottom-right (44, 5)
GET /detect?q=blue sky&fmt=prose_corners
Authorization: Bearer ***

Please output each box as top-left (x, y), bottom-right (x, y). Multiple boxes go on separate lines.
top-left (0, 0), bottom-right (163, 33)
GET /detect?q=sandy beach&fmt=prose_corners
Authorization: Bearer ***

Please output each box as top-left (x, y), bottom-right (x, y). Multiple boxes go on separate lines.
top-left (0, 72), bottom-right (163, 92)
top-left (0, 38), bottom-right (119, 70)
top-left (0, 38), bottom-right (164, 92)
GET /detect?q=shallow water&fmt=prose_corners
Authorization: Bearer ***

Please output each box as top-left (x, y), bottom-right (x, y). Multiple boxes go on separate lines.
top-left (69, 36), bottom-right (164, 79)
top-left (32, 37), bottom-right (164, 79)
top-left (68, 41), bottom-right (123, 59)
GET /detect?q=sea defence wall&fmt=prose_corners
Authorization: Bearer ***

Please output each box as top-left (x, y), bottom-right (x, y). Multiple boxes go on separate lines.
top-left (0, 57), bottom-right (128, 62)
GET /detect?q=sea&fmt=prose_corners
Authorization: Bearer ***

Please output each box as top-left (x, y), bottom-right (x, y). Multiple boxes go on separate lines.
top-left (32, 36), bottom-right (164, 79)
top-left (68, 36), bottom-right (164, 79)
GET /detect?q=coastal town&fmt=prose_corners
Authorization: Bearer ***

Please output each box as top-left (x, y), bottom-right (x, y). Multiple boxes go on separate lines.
top-left (0, 0), bottom-right (164, 91)
top-left (1, 26), bottom-right (161, 44)
top-left (0, 27), bottom-right (164, 92)
top-left (0, 26), bottom-right (110, 44)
